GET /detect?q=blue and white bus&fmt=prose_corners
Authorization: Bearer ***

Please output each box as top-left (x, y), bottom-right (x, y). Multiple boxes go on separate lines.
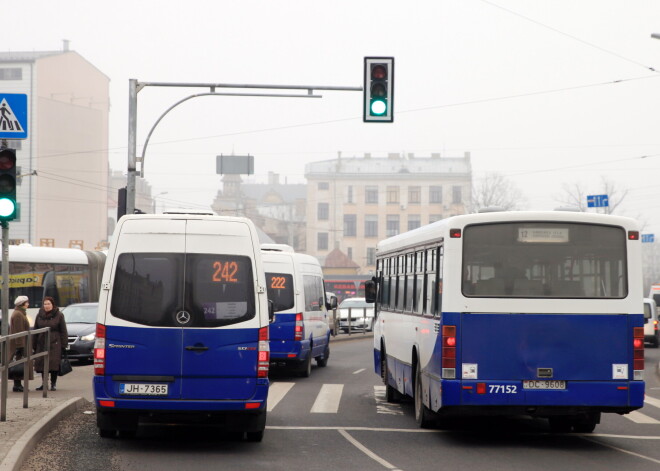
top-left (367, 211), bottom-right (645, 432)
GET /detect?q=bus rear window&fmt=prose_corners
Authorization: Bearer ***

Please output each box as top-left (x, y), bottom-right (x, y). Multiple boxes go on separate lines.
top-left (462, 222), bottom-right (627, 299)
top-left (265, 272), bottom-right (294, 312)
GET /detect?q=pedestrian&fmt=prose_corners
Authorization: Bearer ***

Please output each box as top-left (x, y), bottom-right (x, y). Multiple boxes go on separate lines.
top-left (9, 295), bottom-right (33, 392)
top-left (33, 296), bottom-right (67, 391)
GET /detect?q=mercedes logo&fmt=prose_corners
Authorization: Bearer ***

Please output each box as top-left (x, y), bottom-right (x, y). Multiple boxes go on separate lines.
top-left (175, 311), bottom-right (191, 325)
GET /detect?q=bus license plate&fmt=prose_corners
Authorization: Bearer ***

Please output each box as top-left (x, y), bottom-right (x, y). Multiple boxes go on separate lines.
top-left (120, 383), bottom-right (168, 396)
top-left (523, 380), bottom-right (566, 390)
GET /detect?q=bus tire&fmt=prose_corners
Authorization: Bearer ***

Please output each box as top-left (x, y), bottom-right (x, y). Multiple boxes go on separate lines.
top-left (316, 344), bottom-right (330, 367)
top-left (381, 347), bottom-right (402, 403)
top-left (245, 430), bottom-right (265, 442)
top-left (548, 416), bottom-right (573, 433)
top-left (414, 362), bottom-right (435, 428)
top-left (652, 333), bottom-right (660, 348)
top-left (99, 428), bottom-right (116, 438)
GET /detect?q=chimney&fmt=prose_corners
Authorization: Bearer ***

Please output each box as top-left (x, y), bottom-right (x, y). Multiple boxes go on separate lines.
top-left (62, 39), bottom-right (70, 52)
top-left (268, 171), bottom-right (279, 185)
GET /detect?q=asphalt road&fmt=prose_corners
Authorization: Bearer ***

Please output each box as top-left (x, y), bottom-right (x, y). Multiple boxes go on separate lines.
top-left (22, 337), bottom-right (660, 471)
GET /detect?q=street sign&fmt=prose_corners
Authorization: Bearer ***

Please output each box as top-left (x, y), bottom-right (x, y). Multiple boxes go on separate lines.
top-left (642, 234), bottom-right (655, 243)
top-left (216, 155), bottom-right (254, 175)
top-left (0, 94), bottom-right (28, 139)
top-left (586, 194), bottom-right (609, 208)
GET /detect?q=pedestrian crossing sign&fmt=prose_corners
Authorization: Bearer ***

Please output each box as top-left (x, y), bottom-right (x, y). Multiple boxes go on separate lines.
top-left (0, 94), bottom-right (28, 139)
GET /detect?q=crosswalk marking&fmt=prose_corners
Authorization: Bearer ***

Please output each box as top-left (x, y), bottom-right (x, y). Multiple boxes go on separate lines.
top-left (311, 384), bottom-right (344, 413)
top-left (267, 382), bottom-right (295, 411)
top-left (645, 396), bottom-right (660, 409)
top-left (374, 385), bottom-right (404, 415)
top-left (625, 411), bottom-right (660, 424)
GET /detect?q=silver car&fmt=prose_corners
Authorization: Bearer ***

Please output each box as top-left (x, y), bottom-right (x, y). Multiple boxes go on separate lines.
top-left (338, 297), bottom-right (374, 332)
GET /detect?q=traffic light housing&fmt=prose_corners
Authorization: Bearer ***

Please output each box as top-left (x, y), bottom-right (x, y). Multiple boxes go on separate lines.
top-left (0, 148), bottom-right (17, 221)
top-left (363, 57), bottom-right (394, 123)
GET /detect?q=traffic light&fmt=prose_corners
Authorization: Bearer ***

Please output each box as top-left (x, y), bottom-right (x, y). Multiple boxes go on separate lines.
top-left (0, 148), bottom-right (17, 221)
top-left (363, 57), bottom-right (394, 123)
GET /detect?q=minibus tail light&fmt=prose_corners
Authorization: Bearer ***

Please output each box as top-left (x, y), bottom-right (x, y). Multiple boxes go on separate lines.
top-left (257, 326), bottom-right (270, 378)
top-left (94, 323), bottom-right (106, 376)
top-left (294, 313), bottom-right (303, 341)
top-left (633, 327), bottom-right (644, 375)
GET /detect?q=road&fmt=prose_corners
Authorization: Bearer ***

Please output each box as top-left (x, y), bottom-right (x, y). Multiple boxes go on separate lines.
top-left (22, 337), bottom-right (660, 470)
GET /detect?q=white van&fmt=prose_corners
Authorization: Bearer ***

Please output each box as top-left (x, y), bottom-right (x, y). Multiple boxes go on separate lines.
top-left (93, 214), bottom-right (271, 441)
top-left (261, 244), bottom-right (334, 377)
top-left (643, 297), bottom-right (659, 348)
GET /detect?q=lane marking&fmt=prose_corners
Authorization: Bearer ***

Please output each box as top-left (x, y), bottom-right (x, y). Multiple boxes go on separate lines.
top-left (624, 411), bottom-right (660, 424)
top-left (267, 382), bottom-right (295, 411)
top-left (644, 395), bottom-right (660, 408)
top-left (338, 429), bottom-right (403, 471)
top-left (353, 368), bottom-right (366, 374)
top-left (311, 384), bottom-right (344, 413)
top-left (582, 437), bottom-right (660, 465)
top-left (374, 386), bottom-right (404, 415)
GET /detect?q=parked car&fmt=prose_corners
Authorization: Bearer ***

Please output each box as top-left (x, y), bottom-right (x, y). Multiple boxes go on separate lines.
top-left (338, 297), bottom-right (374, 332)
top-left (62, 302), bottom-right (98, 363)
top-left (643, 297), bottom-right (659, 348)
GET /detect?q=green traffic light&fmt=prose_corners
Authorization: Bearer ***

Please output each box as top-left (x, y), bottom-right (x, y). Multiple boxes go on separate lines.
top-left (370, 99), bottom-right (387, 116)
top-left (0, 197), bottom-right (16, 218)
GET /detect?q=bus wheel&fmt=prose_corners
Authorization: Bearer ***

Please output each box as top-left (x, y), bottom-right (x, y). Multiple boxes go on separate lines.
top-left (652, 333), bottom-right (660, 348)
top-left (548, 417), bottom-right (573, 433)
top-left (382, 349), bottom-right (402, 403)
top-left (572, 422), bottom-right (597, 433)
top-left (414, 363), bottom-right (435, 428)
top-left (299, 352), bottom-right (312, 378)
top-left (316, 344), bottom-right (330, 367)
top-left (246, 430), bottom-right (264, 442)
top-left (99, 428), bottom-right (117, 438)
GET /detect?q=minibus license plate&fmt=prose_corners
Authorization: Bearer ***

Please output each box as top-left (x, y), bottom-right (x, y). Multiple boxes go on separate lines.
top-left (523, 380), bottom-right (566, 390)
top-left (120, 383), bottom-right (168, 395)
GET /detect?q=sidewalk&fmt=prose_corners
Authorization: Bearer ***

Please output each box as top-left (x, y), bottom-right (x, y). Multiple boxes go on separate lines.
top-left (0, 365), bottom-right (92, 471)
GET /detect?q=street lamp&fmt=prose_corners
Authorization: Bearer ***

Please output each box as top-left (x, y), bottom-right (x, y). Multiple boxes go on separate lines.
top-left (152, 191), bottom-right (168, 213)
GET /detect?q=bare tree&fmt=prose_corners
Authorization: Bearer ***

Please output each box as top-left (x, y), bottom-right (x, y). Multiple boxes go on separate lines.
top-left (555, 177), bottom-right (628, 214)
top-left (469, 173), bottom-right (525, 213)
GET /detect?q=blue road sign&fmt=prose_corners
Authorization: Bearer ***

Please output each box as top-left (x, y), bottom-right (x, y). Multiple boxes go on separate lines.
top-left (587, 194), bottom-right (609, 208)
top-left (0, 94), bottom-right (28, 139)
top-left (642, 234), bottom-right (655, 243)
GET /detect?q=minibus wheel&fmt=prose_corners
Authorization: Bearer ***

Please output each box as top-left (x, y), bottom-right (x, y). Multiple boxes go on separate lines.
top-left (299, 352), bottom-right (312, 377)
top-left (246, 430), bottom-right (264, 442)
top-left (316, 344), bottom-right (330, 367)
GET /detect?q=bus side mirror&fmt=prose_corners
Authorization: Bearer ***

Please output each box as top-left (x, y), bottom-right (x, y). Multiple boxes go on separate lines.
top-left (365, 280), bottom-right (377, 304)
top-left (268, 300), bottom-right (275, 323)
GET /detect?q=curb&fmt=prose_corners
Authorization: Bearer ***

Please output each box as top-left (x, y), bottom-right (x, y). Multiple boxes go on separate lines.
top-left (331, 333), bottom-right (373, 342)
top-left (0, 397), bottom-right (85, 471)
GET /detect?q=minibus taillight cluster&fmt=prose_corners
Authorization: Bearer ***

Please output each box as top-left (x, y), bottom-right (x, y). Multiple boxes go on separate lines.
top-left (442, 325), bottom-right (456, 379)
top-left (257, 326), bottom-right (270, 378)
top-left (294, 313), bottom-right (303, 341)
top-left (633, 327), bottom-right (644, 380)
top-left (94, 323), bottom-right (106, 376)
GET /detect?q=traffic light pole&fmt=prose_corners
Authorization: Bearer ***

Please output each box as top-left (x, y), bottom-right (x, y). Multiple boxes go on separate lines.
top-left (1, 221), bottom-right (8, 337)
top-left (125, 80), bottom-right (362, 215)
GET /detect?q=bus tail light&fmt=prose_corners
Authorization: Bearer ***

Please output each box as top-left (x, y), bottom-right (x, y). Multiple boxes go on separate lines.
top-left (633, 327), bottom-right (644, 378)
top-left (442, 325), bottom-right (456, 379)
top-left (94, 323), bottom-right (106, 376)
top-left (294, 313), bottom-right (303, 341)
top-left (257, 326), bottom-right (270, 378)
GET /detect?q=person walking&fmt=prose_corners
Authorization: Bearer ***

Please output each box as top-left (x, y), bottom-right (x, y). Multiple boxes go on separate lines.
top-left (9, 296), bottom-right (33, 392)
top-left (33, 296), bottom-right (67, 391)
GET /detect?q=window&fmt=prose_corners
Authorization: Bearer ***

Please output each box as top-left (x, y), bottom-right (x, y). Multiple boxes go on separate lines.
top-left (346, 186), bottom-right (353, 203)
top-left (318, 203), bottom-right (329, 220)
top-left (365, 186), bottom-right (379, 204)
top-left (318, 182), bottom-right (329, 190)
top-left (386, 186), bottom-right (399, 204)
top-left (386, 215), bottom-right (400, 237)
top-left (0, 68), bottom-right (22, 81)
top-left (265, 273), bottom-right (295, 312)
top-left (367, 247), bottom-right (376, 266)
top-left (303, 275), bottom-right (324, 311)
top-left (317, 232), bottom-right (328, 250)
top-left (452, 186), bottom-right (462, 204)
top-left (429, 214), bottom-right (442, 224)
top-left (365, 215), bottom-right (378, 237)
top-left (408, 215), bottom-right (421, 231)
top-left (463, 222), bottom-right (627, 299)
top-left (430, 186), bottom-right (442, 204)
top-left (344, 214), bottom-right (357, 236)
top-left (408, 186), bottom-right (421, 204)
top-left (110, 253), bottom-right (255, 327)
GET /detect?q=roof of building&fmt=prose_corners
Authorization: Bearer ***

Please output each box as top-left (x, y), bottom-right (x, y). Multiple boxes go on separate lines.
top-left (305, 154), bottom-right (471, 177)
top-left (241, 183), bottom-right (306, 203)
top-left (0, 51), bottom-right (63, 62)
top-left (323, 248), bottom-right (360, 269)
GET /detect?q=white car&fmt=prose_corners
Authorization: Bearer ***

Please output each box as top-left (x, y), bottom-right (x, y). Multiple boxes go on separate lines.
top-left (338, 297), bottom-right (375, 332)
top-left (643, 297), bottom-right (659, 348)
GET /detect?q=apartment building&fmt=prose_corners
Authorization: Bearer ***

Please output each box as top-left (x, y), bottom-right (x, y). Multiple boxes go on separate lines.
top-left (0, 43), bottom-right (110, 249)
top-left (305, 152), bottom-right (472, 274)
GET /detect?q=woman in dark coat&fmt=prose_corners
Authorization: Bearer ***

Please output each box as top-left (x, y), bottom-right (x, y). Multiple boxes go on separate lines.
top-left (9, 295), bottom-right (33, 392)
top-left (33, 296), bottom-right (68, 391)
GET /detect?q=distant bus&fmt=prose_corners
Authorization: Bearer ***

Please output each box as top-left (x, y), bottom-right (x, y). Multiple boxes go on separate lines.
top-left (324, 276), bottom-right (369, 304)
top-left (1, 244), bottom-right (106, 323)
top-left (368, 211), bottom-right (645, 432)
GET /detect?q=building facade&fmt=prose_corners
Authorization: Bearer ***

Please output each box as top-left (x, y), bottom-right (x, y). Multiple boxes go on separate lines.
top-left (305, 152), bottom-right (472, 274)
top-left (0, 44), bottom-right (110, 249)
